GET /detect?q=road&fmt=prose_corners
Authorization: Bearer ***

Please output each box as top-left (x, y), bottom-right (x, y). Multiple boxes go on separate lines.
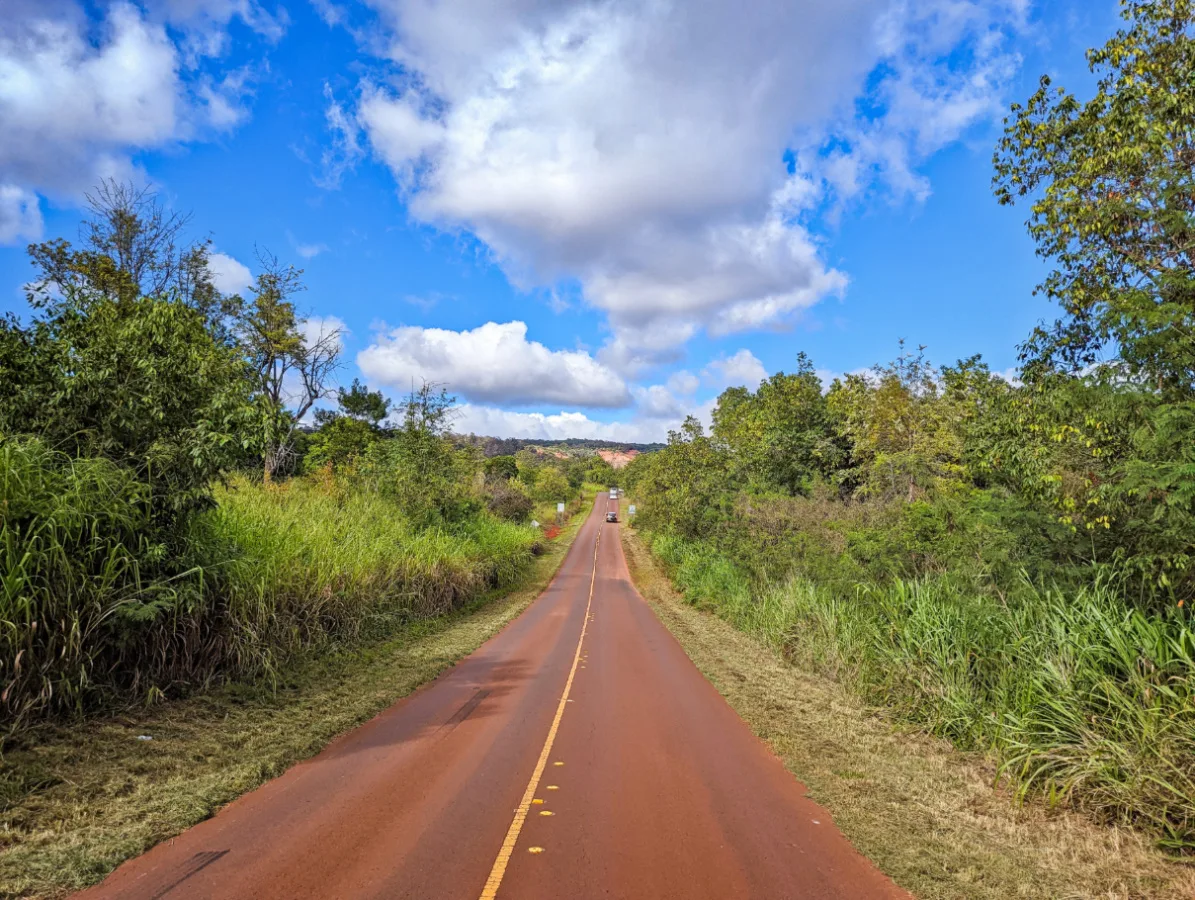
top-left (79, 496), bottom-right (906, 900)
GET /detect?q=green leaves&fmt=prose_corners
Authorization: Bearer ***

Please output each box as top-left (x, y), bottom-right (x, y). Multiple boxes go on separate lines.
top-left (995, 0), bottom-right (1195, 396)
top-left (712, 351), bottom-right (840, 495)
top-left (0, 291), bottom-right (255, 534)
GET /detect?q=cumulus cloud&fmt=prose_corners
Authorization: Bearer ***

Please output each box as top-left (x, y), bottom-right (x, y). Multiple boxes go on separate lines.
top-left (632, 384), bottom-right (688, 421)
top-left (453, 404), bottom-right (694, 444)
top-left (357, 320), bottom-right (630, 407)
top-left (704, 349), bottom-right (768, 389)
top-left (353, 0), bottom-right (1024, 366)
top-left (0, 4), bottom-right (180, 198)
top-left (0, 184), bottom-right (43, 244)
top-left (666, 370), bottom-right (700, 397)
top-left (0, 1), bottom-right (263, 244)
top-left (302, 315), bottom-right (348, 350)
top-left (207, 250), bottom-right (253, 294)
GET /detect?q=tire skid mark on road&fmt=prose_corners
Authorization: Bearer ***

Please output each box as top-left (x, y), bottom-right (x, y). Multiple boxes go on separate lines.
top-left (150, 851), bottom-right (230, 899)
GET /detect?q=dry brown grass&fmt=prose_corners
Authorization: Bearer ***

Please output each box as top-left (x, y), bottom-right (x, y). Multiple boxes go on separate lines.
top-left (0, 513), bottom-right (587, 900)
top-left (621, 526), bottom-right (1195, 900)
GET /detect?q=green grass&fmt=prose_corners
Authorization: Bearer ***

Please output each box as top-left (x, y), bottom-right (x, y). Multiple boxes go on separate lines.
top-left (0, 499), bottom-right (588, 899)
top-left (644, 528), bottom-right (1195, 852)
top-left (622, 526), bottom-right (1195, 900)
top-left (197, 476), bottom-right (540, 657)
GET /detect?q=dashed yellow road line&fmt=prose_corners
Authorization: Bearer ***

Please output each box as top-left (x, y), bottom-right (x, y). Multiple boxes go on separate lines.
top-left (477, 518), bottom-right (603, 899)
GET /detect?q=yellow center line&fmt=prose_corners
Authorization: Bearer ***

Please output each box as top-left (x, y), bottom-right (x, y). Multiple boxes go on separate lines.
top-left (477, 517), bottom-right (603, 900)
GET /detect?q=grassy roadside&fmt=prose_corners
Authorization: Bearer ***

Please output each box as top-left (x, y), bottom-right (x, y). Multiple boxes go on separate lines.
top-left (0, 506), bottom-right (589, 900)
top-left (620, 525), bottom-right (1195, 900)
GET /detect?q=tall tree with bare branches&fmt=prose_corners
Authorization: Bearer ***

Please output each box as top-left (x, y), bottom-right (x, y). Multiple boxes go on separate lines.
top-left (238, 253), bottom-right (342, 480)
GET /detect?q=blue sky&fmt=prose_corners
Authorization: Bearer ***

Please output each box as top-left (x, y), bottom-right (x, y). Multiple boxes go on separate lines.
top-left (0, 0), bottom-right (1125, 442)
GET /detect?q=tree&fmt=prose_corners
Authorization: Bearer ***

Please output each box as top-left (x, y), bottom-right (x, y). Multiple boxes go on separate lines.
top-left (238, 254), bottom-right (341, 480)
top-left (826, 345), bottom-right (963, 502)
top-left (712, 352), bottom-right (841, 495)
top-left (359, 383), bottom-right (479, 526)
top-left (0, 285), bottom-right (255, 531)
top-left (338, 378), bottom-right (391, 424)
top-left (530, 466), bottom-right (571, 503)
top-left (26, 179), bottom-right (243, 341)
top-left (623, 417), bottom-right (731, 539)
top-left (306, 379), bottom-right (392, 471)
top-left (994, 0), bottom-right (1195, 396)
top-left (304, 417), bottom-right (379, 473)
top-left (484, 454), bottom-right (520, 481)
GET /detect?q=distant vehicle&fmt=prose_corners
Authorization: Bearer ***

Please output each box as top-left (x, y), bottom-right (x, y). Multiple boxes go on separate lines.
top-left (609, 488), bottom-right (618, 499)
top-left (606, 511), bottom-right (618, 523)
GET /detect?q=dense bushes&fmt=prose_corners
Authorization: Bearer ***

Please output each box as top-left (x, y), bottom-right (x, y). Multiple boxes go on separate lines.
top-left (1, 444), bottom-right (540, 731)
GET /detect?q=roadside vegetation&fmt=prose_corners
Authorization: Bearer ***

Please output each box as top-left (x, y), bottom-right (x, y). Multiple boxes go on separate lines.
top-left (622, 527), bottom-right (1195, 900)
top-left (0, 181), bottom-right (614, 738)
top-left (625, 1), bottom-right (1195, 855)
top-left (0, 510), bottom-right (587, 899)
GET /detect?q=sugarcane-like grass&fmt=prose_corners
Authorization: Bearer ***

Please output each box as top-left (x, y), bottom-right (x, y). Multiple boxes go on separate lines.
top-left (2, 435), bottom-right (539, 732)
top-left (647, 531), bottom-right (1195, 852)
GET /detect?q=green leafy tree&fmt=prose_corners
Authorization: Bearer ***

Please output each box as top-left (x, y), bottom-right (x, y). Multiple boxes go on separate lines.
top-left (304, 417), bottom-right (380, 473)
top-left (530, 466), bottom-right (571, 503)
top-left (26, 179), bottom-right (243, 341)
top-left (0, 286), bottom-right (255, 532)
top-left (306, 380), bottom-right (392, 472)
top-left (994, 0), bottom-right (1195, 395)
top-left (624, 417), bottom-right (730, 539)
top-left (359, 383), bottom-right (479, 526)
top-left (827, 345), bottom-right (964, 502)
top-left (484, 454), bottom-right (520, 481)
top-left (338, 378), bottom-right (392, 424)
top-left (712, 352), bottom-right (842, 495)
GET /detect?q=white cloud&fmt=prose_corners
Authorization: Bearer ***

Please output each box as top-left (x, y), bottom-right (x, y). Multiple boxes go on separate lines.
top-left (452, 405), bottom-right (667, 444)
top-left (311, 0), bottom-right (348, 27)
top-left (357, 320), bottom-right (630, 407)
top-left (994, 366), bottom-right (1022, 386)
top-left (0, 1), bottom-right (262, 244)
top-left (302, 315), bottom-right (348, 350)
top-left (296, 242), bottom-right (330, 259)
top-left (666, 370), bottom-right (699, 397)
top-left (704, 349), bottom-right (768, 389)
top-left (148, 0), bottom-right (287, 56)
top-left (354, 0), bottom-right (1024, 364)
top-left (207, 250), bottom-right (253, 294)
top-left (0, 184), bottom-right (43, 244)
top-left (316, 83), bottom-right (365, 189)
top-left (632, 384), bottom-right (687, 421)
top-left (0, 4), bottom-right (180, 198)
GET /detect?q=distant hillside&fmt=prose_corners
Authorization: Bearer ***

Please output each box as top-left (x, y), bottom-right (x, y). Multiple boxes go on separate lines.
top-left (597, 448), bottom-right (640, 469)
top-left (452, 434), bottom-right (664, 458)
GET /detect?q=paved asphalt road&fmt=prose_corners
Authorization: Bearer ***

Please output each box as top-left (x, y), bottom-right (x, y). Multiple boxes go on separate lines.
top-left (79, 496), bottom-right (907, 900)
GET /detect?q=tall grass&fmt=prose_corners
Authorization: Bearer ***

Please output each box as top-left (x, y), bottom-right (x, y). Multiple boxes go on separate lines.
top-left (197, 477), bottom-right (539, 659)
top-left (2, 439), bottom-right (540, 732)
top-left (649, 531), bottom-right (1195, 850)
